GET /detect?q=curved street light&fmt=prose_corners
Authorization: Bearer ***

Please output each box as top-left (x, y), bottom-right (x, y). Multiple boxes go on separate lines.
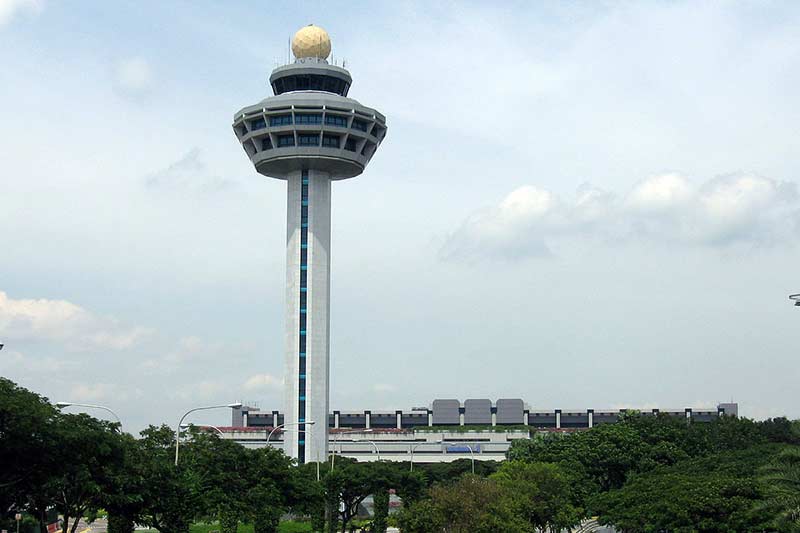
top-left (790, 294), bottom-right (800, 306)
top-left (174, 402), bottom-right (242, 465)
top-left (438, 441), bottom-right (475, 474)
top-left (329, 429), bottom-right (373, 470)
top-left (409, 441), bottom-right (439, 472)
top-left (180, 423), bottom-right (225, 437)
top-left (56, 402), bottom-right (122, 427)
top-left (266, 420), bottom-right (316, 447)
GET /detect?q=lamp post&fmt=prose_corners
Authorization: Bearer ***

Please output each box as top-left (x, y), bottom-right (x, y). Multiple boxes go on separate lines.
top-left (180, 423), bottom-right (225, 437)
top-left (266, 421), bottom-right (316, 448)
top-left (438, 441), bottom-right (475, 474)
top-left (174, 402), bottom-right (242, 465)
top-left (329, 429), bottom-right (374, 470)
top-left (409, 442), bottom-right (436, 472)
top-left (790, 294), bottom-right (800, 306)
top-left (55, 402), bottom-right (122, 426)
top-left (266, 422), bottom-right (319, 480)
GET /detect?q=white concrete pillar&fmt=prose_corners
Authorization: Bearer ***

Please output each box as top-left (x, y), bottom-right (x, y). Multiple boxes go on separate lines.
top-left (284, 169), bottom-right (331, 465)
top-left (587, 409), bottom-right (593, 428)
top-left (555, 410), bottom-right (561, 429)
top-left (365, 411), bottom-right (371, 429)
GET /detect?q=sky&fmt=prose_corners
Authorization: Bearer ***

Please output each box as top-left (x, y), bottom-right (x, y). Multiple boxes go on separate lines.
top-left (2, 0), bottom-right (800, 432)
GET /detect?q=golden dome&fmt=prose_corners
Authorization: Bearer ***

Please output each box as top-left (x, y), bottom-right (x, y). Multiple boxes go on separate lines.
top-left (291, 24), bottom-right (331, 60)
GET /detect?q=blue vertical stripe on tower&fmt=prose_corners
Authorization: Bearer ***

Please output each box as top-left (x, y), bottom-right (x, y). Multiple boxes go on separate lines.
top-left (298, 170), bottom-right (309, 463)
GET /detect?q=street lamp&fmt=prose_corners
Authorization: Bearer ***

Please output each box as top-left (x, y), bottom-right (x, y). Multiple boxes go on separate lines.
top-left (329, 429), bottom-right (373, 470)
top-left (180, 423), bottom-right (225, 437)
top-left (174, 402), bottom-right (242, 465)
top-left (437, 441), bottom-right (475, 474)
top-left (266, 420), bottom-right (317, 448)
top-left (790, 294), bottom-right (800, 306)
top-left (265, 422), bottom-right (319, 479)
top-left (409, 441), bottom-right (438, 472)
top-left (55, 402), bottom-right (122, 427)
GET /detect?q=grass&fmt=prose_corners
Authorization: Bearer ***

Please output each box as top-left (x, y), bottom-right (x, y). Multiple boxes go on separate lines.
top-left (189, 521), bottom-right (312, 533)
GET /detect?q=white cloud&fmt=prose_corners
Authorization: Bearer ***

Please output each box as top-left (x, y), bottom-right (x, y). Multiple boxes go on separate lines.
top-left (441, 173), bottom-right (799, 261)
top-left (171, 380), bottom-right (225, 401)
top-left (70, 383), bottom-right (116, 402)
top-left (113, 57), bottom-right (153, 96)
top-left (243, 373), bottom-right (282, 391)
top-left (144, 148), bottom-right (238, 192)
top-left (0, 0), bottom-right (42, 26)
top-left (0, 291), bottom-right (151, 350)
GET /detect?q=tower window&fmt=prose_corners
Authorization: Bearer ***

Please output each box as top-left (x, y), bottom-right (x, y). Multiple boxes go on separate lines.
top-left (277, 135), bottom-right (295, 147)
top-left (344, 138), bottom-right (358, 152)
top-left (298, 134), bottom-right (320, 146)
top-left (322, 135), bottom-right (340, 148)
top-left (270, 115), bottom-right (293, 127)
top-left (250, 118), bottom-right (266, 130)
top-left (325, 115), bottom-right (348, 127)
top-left (352, 119), bottom-right (368, 132)
top-left (296, 114), bottom-right (322, 125)
top-left (261, 137), bottom-right (272, 150)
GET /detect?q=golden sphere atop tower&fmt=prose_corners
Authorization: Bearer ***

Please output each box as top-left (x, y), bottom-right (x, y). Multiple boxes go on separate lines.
top-left (291, 24), bottom-right (331, 60)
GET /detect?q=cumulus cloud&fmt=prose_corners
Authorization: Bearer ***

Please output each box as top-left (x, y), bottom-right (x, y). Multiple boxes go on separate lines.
top-left (0, 0), bottom-right (42, 26)
top-left (441, 173), bottom-right (799, 261)
top-left (243, 373), bottom-right (282, 391)
top-left (0, 290), bottom-right (151, 350)
top-left (113, 57), bottom-right (153, 97)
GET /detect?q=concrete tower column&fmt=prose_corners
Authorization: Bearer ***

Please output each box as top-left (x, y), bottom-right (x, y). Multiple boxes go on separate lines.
top-left (284, 169), bottom-right (331, 463)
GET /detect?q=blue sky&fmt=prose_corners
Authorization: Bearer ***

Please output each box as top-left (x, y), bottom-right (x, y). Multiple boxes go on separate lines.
top-left (2, 0), bottom-right (800, 431)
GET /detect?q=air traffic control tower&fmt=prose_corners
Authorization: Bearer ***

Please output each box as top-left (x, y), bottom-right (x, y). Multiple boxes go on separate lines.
top-left (232, 25), bottom-right (387, 464)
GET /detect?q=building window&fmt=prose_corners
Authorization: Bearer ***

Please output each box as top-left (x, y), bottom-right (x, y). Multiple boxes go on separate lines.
top-left (297, 168), bottom-right (310, 464)
top-left (261, 137), bottom-right (272, 150)
top-left (344, 138), bottom-right (358, 152)
top-left (277, 135), bottom-right (295, 147)
top-left (352, 119), bottom-right (368, 132)
top-left (296, 114), bottom-right (322, 125)
top-left (325, 115), bottom-right (348, 127)
top-left (322, 135), bottom-right (340, 148)
top-left (298, 134), bottom-right (320, 146)
top-left (250, 118), bottom-right (266, 130)
top-left (269, 115), bottom-right (293, 127)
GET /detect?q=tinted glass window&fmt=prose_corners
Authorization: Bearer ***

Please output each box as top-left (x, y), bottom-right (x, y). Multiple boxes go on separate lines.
top-left (270, 115), bottom-right (293, 127)
top-left (250, 118), bottom-right (266, 130)
top-left (296, 114), bottom-right (322, 124)
top-left (322, 135), bottom-right (340, 148)
top-left (277, 135), bottom-right (295, 147)
top-left (352, 119), bottom-right (368, 132)
top-left (325, 115), bottom-right (348, 127)
top-left (298, 134), bottom-right (319, 146)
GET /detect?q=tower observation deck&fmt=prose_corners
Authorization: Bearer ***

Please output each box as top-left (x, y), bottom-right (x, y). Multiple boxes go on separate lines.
top-left (232, 24), bottom-right (387, 464)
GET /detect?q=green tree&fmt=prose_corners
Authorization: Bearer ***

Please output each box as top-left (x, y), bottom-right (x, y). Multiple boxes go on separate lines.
top-left (593, 445), bottom-right (778, 532)
top-left (243, 446), bottom-right (300, 533)
top-left (396, 475), bottom-right (524, 533)
top-left (760, 446), bottom-right (800, 530)
top-left (52, 413), bottom-right (123, 533)
top-left (491, 461), bottom-right (583, 531)
top-left (136, 425), bottom-right (201, 533)
top-left (0, 379), bottom-right (61, 533)
top-left (186, 429), bottom-right (250, 533)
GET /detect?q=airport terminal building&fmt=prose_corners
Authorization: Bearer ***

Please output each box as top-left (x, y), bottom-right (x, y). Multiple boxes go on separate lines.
top-left (213, 399), bottom-right (739, 464)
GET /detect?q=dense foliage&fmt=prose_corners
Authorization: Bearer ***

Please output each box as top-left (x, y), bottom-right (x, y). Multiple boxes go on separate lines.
top-left (3, 376), bottom-right (800, 533)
